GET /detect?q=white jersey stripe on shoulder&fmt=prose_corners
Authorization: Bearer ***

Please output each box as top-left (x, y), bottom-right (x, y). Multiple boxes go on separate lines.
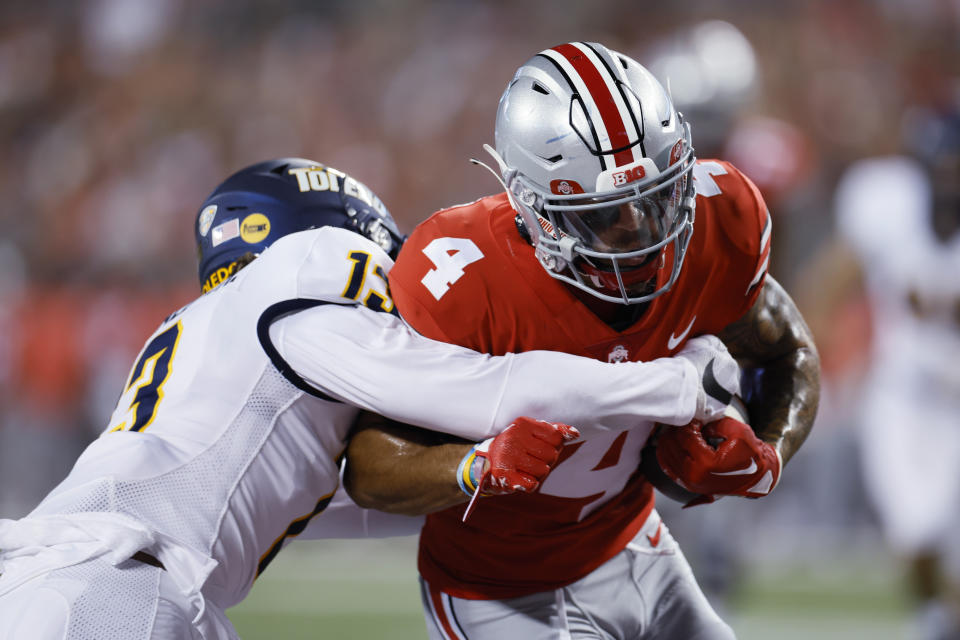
top-left (746, 211), bottom-right (772, 295)
top-left (542, 43), bottom-right (637, 167)
top-left (760, 209), bottom-right (772, 252)
top-left (746, 253), bottom-right (769, 295)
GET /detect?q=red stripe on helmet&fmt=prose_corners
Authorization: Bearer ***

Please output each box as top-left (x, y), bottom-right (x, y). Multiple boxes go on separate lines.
top-left (552, 43), bottom-right (634, 167)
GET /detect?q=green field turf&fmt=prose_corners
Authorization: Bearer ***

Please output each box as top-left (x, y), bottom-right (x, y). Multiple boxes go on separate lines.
top-left (227, 536), bottom-right (913, 639)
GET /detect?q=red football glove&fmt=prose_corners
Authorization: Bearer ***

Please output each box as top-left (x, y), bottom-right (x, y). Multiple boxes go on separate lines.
top-left (458, 417), bottom-right (580, 520)
top-left (655, 416), bottom-right (782, 507)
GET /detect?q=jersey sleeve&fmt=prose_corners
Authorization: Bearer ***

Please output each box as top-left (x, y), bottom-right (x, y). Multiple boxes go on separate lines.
top-left (703, 160), bottom-right (772, 314)
top-left (269, 303), bottom-right (703, 441)
top-left (387, 197), bottom-right (522, 353)
top-left (294, 227), bottom-right (396, 306)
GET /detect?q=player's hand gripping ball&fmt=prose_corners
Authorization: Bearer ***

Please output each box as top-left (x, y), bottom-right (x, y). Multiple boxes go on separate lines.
top-left (640, 396), bottom-right (781, 507)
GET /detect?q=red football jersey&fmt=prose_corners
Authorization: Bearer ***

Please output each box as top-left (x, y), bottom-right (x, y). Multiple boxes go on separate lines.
top-left (389, 159), bottom-right (771, 599)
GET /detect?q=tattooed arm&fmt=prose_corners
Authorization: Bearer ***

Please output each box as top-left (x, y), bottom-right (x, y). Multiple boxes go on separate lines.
top-left (719, 275), bottom-right (821, 464)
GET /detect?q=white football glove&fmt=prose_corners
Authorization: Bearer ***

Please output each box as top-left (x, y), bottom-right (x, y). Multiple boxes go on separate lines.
top-left (674, 334), bottom-right (741, 423)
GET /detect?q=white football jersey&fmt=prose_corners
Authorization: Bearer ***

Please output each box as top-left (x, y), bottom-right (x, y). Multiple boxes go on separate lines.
top-left (19, 226), bottom-right (704, 612)
top-left (836, 156), bottom-right (960, 394)
top-left (835, 156), bottom-right (960, 555)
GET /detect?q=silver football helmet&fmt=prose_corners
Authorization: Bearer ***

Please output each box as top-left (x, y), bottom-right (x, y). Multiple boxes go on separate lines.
top-left (488, 42), bottom-right (697, 305)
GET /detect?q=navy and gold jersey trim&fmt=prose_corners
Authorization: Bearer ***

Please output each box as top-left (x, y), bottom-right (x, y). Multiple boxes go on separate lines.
top-left (256, 492), bottom-right (334, 577)
top-left (257, 299), bottom-right (342, 401)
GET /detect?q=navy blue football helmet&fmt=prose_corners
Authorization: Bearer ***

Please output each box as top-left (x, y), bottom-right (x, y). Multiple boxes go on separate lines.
top-left (195, 158), bottom-right (405, 292)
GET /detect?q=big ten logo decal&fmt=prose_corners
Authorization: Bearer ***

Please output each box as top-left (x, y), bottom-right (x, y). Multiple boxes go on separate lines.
top-left (539, 426), bottom-right (653, 520)
top-left (612, 165), bottom-right (646, 187)
top-left (287, 166), bottom-right (386, 213)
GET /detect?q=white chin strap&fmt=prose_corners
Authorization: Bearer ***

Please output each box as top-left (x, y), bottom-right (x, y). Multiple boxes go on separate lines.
top-left (469, 144), bottom-right (521, 213)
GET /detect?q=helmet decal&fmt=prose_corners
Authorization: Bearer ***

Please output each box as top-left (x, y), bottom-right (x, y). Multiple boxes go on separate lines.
top-left (211, 219), bottom-right (239, 247)
top-left (201, 258), bottom-right (244, 293)
top-left (198, 205), bottom-right (217, 237)
top-left (539, 42), bottom-right (645, 167)
top-left (596, 157), bottom-right (660, 191)
top-left (550, 179), bottom-right (585, 195)
top-left (669, 139), bottom-right (685, 165)
top-left (240, 213), bottom-right (270, 244)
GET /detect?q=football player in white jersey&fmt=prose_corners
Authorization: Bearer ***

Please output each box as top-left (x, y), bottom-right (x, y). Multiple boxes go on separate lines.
top-left (0, 158), bottom-right (739, 640)
top-left (829, 109), bottom-right (960, 640)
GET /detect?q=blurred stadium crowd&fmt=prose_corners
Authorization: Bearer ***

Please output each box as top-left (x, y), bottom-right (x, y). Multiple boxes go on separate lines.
top-left (0, 0), bottom-right (958, 616)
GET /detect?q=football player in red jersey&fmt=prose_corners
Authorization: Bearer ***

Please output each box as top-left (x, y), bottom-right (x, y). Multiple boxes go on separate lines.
top-left (345, 42), bottom-right (820, 639)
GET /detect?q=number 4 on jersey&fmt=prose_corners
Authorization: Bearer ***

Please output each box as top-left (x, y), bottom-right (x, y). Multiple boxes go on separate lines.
top-left (420, 237), bottom-right (484, 300)
top-left (692, 160), bottom-right (728, 197)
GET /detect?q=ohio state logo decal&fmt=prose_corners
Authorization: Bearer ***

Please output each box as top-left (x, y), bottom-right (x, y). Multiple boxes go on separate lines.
top-left (669, 139), bottom-right (684, 165)
top-left (607, 344), bottom-right (629, 363)
top-left (550, 179), bottom-right (584, 195)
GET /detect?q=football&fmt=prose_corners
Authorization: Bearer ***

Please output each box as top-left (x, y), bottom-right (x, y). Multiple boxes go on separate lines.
top-left (639, 395), bottom-right (750, 504)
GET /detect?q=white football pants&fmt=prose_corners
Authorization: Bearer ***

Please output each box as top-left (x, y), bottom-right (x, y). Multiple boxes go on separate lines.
top-left (0, 554), bottom-right (236, 640)
top-left (421, 510), bottom-right (735, 639)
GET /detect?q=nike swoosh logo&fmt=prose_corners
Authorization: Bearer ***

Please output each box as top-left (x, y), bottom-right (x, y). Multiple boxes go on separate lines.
top-left (667, 316), bottom-right (697, 350)
top-left (712, 460), bottom-right (758, 476)
top-left (647, 521), bottom-right (663, 547)
top-left (703, 358), bottom-right (733, 405)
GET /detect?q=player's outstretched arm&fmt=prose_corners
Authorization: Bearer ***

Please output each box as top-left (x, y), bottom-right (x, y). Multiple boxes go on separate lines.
top-left (344, 412), bottom-right (577, 516)
top-left (718, 275), bottom-right (820, 465)
top-left (345, 413), bottom-right (471, 515)
top-left (272, 304), bottom-right (735, 441)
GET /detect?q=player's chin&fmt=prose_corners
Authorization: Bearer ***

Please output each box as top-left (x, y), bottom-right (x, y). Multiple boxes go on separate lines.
top-left (639, 427), bottom-right (709, 505)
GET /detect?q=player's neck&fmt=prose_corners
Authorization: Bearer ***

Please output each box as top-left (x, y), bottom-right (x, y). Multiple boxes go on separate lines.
top-left (569, 285), bottom-right (649, 331)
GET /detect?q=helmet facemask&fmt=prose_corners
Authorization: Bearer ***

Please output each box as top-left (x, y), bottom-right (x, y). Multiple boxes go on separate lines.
top-left (502, 123), bottom-right (696, 305)
top-left (490, 42), bottom-right (700, 306)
